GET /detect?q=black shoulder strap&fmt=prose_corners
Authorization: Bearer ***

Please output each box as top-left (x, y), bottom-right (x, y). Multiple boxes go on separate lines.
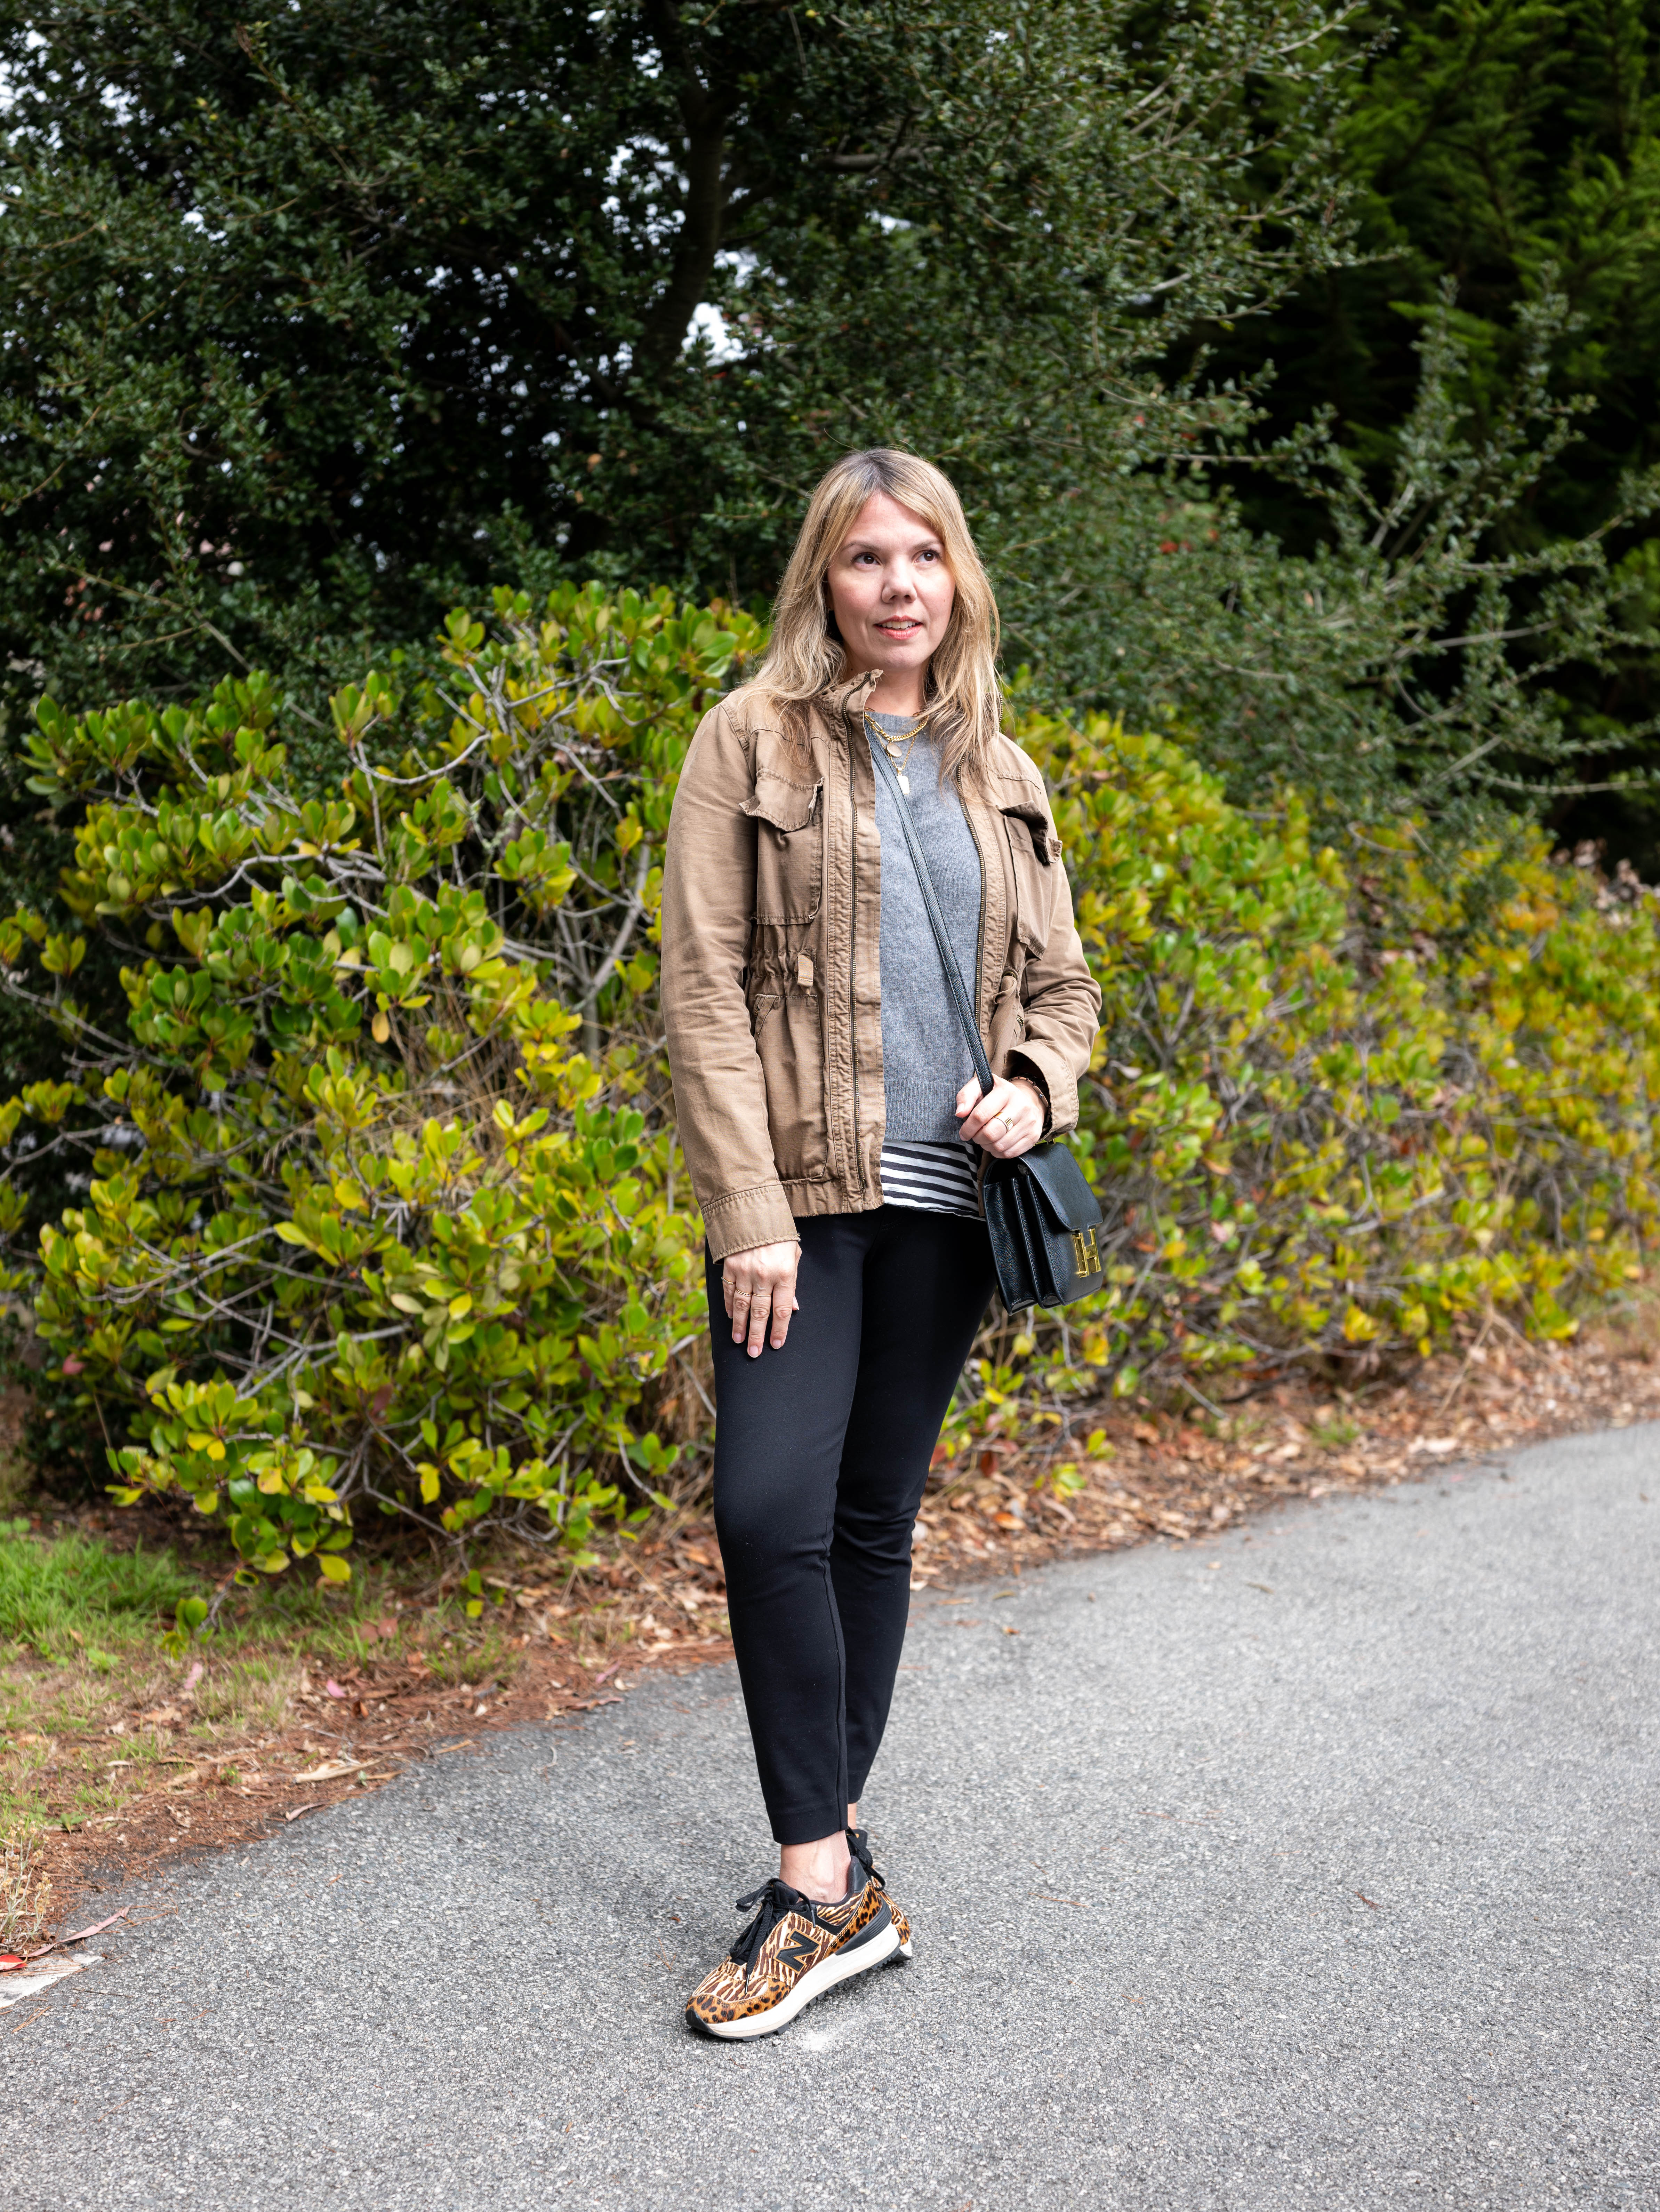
top-left (866, 724), bottom-right (997, 1098)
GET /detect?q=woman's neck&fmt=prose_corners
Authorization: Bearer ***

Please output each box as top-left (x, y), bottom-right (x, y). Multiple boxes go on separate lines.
top-left (852, 663), bottom-right (927, 718)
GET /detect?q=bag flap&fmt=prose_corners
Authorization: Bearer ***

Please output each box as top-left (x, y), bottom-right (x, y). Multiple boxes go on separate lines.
top-left (997, 1143), bottom-right (1101, 1232)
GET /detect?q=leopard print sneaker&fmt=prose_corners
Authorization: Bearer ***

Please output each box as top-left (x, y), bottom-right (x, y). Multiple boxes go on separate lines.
top-left (684, 1827), bottom-right (912, 2041)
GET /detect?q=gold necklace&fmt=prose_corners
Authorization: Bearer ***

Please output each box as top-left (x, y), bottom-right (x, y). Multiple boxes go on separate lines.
top-left (865, 710), bottom-right (929, 796)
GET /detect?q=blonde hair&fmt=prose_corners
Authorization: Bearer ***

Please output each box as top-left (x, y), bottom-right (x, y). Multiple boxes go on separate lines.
top-left (756, 448), bottom-right (1004, 784)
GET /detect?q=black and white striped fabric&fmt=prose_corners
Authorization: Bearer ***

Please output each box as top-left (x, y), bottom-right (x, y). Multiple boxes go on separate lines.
top-left (878, 1139), bottom-right (983, 1220)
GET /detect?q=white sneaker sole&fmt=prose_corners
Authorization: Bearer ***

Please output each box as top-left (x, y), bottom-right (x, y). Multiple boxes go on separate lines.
top-left (695, 1916), bottom-right (912, 2042)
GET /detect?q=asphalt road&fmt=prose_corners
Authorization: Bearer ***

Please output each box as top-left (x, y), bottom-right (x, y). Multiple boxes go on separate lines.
top-left (6, 1424), bottom-right (1657, 2210)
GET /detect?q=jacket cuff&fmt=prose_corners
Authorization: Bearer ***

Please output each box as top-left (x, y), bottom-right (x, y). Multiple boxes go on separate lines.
top-left (1003, 1039), bottom-right (1078, 1137)
top-left (701, 1182), bottom-right (802, 1265)
top-left (1008, 1054), bottom-right (1053, 1135)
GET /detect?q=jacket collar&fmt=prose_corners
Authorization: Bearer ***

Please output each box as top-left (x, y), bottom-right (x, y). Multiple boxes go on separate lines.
top-left (819, 665), bottom-right (884, 742)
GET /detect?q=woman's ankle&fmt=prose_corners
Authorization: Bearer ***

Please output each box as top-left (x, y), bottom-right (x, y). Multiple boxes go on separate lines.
top-left (780, 1831), bottom-right (852, 1902)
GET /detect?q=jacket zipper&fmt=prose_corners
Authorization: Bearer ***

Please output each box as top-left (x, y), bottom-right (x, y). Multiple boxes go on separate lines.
top-left (848, 737), bottom-right (867, 1190)
top-left (962, 790), bottom-right (994, 1210)
top-left (968, 802), bottom-right (988, 1037)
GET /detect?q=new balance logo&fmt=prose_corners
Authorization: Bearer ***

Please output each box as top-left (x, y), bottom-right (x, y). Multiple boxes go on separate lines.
top-left (1071, 1226), bottom-right (1100, 1275)
top-left (778, 1929), bottom-right (821, 1974)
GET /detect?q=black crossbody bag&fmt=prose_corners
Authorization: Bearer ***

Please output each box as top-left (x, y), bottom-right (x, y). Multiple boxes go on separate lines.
top-left (867, 736), bottom-right (1105, 1313)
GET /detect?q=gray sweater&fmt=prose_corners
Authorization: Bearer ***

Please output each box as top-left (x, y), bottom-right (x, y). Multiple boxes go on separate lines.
top-left (867, 710), bottom-right (984, 1143)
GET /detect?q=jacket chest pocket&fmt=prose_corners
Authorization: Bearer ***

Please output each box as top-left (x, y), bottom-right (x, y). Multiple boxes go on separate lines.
top-left (744, 773), bottom-right (824, 924)
top-left (1001, 805), bottom-right (1057, 959)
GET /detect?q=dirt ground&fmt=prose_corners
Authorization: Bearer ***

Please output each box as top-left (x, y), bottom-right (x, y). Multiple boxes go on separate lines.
top-left (7, 1302), bottom-right (1658, 1954)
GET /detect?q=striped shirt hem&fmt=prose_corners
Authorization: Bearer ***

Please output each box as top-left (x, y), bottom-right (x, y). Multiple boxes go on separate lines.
top-left (879, 1140), bottom-right (983, 1220)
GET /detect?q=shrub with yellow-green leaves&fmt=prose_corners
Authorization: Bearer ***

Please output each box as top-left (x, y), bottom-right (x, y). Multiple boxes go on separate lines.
top-left (970, 713), bottom-right (1659, 1446)
top-left (5, 587), bottom-right (1660, 1594)
top-left (0, 585), bottom-right (761, 1591)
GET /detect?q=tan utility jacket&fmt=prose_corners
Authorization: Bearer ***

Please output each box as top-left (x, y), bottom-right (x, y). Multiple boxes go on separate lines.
top-left (661, 669), bottom-right (1102, 1263)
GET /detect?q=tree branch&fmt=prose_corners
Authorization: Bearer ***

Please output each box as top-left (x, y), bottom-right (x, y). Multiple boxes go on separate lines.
top-left (634, 2), bottom-right (736, 375)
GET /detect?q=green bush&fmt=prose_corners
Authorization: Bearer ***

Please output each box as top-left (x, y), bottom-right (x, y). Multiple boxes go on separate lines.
top-left (0, 586), bottom-right (759, 1585)
top-left (932, 710), bottom-right (1660, 1474)
top-left (3, 587), bottom-right (1659, 1589)
top-left (1029, 716), bottom-right (1651, 1373)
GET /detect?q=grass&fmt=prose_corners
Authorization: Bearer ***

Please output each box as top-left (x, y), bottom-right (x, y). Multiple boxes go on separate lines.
top-left (0, 1512), bottom-right (527, 1902)
top-left (1, 1836), bottom-right (50, 1951)
top-left (1309, 1411), bottom-right (1363, 1451)
top-left (0, 1517), bottom-right (206, 1663)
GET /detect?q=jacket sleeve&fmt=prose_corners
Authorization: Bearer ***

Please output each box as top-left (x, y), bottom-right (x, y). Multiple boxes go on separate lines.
top-left (660, 700), bottom-right (801, 1262)
top-left (1008, 815), bottom-right (1101, 1140)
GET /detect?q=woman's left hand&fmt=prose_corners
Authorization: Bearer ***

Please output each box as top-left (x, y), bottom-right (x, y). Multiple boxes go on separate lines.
top-left (956, 1073), bottom-right (1046, 1159)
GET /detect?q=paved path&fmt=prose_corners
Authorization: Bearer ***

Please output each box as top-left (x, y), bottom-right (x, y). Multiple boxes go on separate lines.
top-left (7, 1426), bottom-right (1657, 2209)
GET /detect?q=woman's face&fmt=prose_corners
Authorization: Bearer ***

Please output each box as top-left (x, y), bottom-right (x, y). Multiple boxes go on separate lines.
top-left (825, 491), bottom-right (956, 686)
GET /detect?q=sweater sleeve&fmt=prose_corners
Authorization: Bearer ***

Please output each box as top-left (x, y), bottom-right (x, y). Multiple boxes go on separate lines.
top-left (660, 700), bottom-right (801, 1261)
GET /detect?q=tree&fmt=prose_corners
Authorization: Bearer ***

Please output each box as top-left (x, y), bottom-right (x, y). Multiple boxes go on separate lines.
top-left (0, 0), bottom-right (1356, 719)
top-left (1197, 0), bottom-right (1660, 855)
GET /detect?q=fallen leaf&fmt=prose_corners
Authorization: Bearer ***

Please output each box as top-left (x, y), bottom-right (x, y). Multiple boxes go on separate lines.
top-left (138, 1706), bottom-right (181, 1727)
top-left (293, 1758), bottom-right (364, 1783)
top-left (324, 1679), bottom-right (350, 1699)
top-left (182, 1662), bottom-right (204, 1694)
top-left (1001, 1624), bottom-right (1021, 1637)
top-left (0, 1957), bottom-right (24, 1973)
top-left (284, 1803), bottom-right (318, 1822)
top-left (1355, 1891), bottom-right (1380, 1910)
top-left (18, 1908), bottom-right (128, 1961)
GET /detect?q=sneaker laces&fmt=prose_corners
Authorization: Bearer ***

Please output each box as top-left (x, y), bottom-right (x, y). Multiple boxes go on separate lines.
top-left (729, 1877), bottom-right (817, 1975)
top-left (730, 1840), bottom-right (881, 1978)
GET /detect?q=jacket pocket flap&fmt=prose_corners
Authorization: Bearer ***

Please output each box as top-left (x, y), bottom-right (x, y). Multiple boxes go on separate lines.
top-left (743, 774), bottom-right (821, 835)
top-left (999, 799), bottom-right (1057, 864)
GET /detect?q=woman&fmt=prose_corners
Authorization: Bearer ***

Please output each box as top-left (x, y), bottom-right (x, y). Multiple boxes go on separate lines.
top-left (661, 448), bottom-right (1101, 2038)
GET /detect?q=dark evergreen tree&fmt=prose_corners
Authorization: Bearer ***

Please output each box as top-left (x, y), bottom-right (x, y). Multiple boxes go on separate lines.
top-left (1199, 0), bottom-right (1660, 859)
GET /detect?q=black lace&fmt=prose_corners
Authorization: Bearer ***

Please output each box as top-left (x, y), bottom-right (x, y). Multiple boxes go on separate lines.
top-left (729, 1878), bottom-right (817, 1974)
top-left (729, 1831), bottom-right (884, 1975)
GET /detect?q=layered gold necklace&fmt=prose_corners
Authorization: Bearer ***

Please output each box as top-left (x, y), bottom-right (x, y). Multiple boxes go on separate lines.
top-left (865, 710), bottom-right (931, 796)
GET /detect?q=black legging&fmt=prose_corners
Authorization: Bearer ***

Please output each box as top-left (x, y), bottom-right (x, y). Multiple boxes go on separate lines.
top-left (706, 1207), bottom-right (997, 1845)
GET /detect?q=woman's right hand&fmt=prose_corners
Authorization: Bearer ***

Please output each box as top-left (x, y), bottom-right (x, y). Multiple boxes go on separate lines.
top-left (721, 1240), bottom-right (802, 1358)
